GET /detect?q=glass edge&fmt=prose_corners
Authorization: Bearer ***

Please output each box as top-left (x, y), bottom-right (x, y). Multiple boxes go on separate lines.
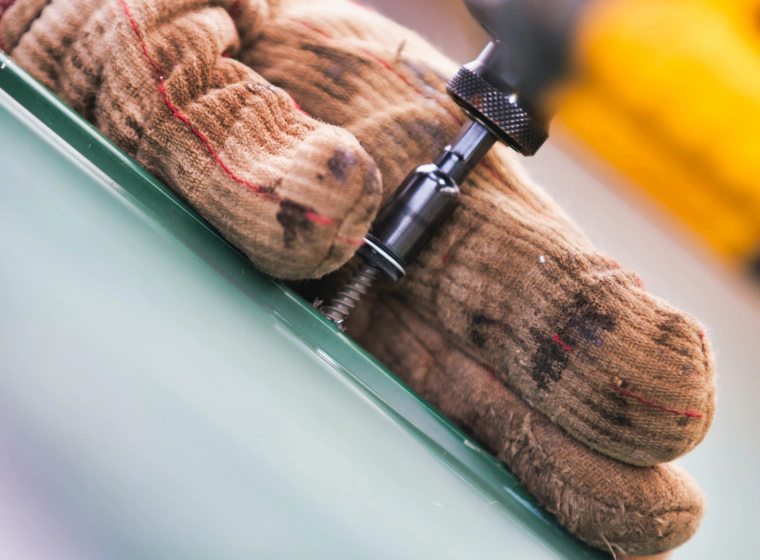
top-left (0, 50), bottom-right (607, 560)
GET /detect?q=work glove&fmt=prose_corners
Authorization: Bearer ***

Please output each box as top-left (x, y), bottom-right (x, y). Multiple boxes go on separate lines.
top-left (1, 0), bottom-right (716, 555)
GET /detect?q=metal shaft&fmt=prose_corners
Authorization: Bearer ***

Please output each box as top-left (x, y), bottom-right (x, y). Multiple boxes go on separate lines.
top-left (322, 120), bottom-right (496, 328)
top-left (322, 30), bottom-right (551, 329)
top-left (323, 264), bottom-right (380, 327)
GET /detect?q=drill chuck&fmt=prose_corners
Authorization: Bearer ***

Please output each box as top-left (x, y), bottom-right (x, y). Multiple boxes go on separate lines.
top-left (447, 44), bottom-right (549, 156)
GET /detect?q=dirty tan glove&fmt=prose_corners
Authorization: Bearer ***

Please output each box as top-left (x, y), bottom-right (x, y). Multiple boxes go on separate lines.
top-left (2, 0), bottom-right (383, 278)
top-left (1, 0), bottom-right (715, 555)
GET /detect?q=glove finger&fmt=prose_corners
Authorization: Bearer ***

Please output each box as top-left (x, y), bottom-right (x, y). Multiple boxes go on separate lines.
top-left (352, 294), bottom-right (705, 557)
top-left (242, 0), bottom-right (464, 199)
top-left (248, 0), bottom-right (716, 464)
top-left (400, 165), bottom-right (715, 466)
top-left (0, 0), bottom-right (51, 55)
top-left (9, 0), bottom-right (382, 279)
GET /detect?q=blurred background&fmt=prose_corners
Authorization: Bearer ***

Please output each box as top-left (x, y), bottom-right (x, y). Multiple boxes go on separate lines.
top-left (364, 0), bottom-right (760, 557)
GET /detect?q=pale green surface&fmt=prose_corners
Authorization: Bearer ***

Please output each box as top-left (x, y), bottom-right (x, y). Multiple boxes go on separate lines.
top-left (0, 55), bottom-right (604, 559)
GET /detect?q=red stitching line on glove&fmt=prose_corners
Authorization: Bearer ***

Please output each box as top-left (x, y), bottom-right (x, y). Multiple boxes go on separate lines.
top-left (296, 20), bottom-right (460, 124)
top-left (608, 383), bottom-right (704, 419)
top-left (553, 334), bottom-right (573, 352)
top-left (479, 159), bottom-right (512, 189)
top-left (298, 20), bottom-right (329, 39)
top-left (230, 0), bottom-right (241, 20)
top-left (118, 0), bottom-right (363, 246)
top-left (291, 98), bottom-right (310, 117)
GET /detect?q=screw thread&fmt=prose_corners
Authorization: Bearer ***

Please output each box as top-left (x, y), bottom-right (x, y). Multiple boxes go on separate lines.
top-left (323, 264), bottom-right (380, 327)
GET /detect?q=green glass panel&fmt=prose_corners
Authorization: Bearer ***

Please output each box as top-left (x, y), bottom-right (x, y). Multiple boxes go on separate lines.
top-left (0, 52), bottom-right (605, 559)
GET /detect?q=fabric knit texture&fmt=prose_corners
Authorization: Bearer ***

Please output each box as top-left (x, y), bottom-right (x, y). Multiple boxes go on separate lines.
top-left (1, 0), bottom-right (717, 555)
top-left (353, 294), bottom-right (704, 557)
top-left (3, 0), bottom-right (382, 278)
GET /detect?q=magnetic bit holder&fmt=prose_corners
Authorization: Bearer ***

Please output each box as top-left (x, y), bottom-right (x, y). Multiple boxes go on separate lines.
top-left (323, 47), bottom-right (549, 327)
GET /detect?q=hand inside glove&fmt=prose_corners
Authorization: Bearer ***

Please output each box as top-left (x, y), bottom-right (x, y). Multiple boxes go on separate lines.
top-left (1, 0), bottom-right (716, 555)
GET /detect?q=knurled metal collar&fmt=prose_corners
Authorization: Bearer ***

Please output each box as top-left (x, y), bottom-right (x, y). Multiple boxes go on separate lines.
top-left (447, 67), bottom-right (548, 156)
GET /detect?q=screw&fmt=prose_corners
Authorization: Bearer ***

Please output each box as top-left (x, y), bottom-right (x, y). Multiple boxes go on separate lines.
top-left (323, 264), bottom-right (380, 328)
